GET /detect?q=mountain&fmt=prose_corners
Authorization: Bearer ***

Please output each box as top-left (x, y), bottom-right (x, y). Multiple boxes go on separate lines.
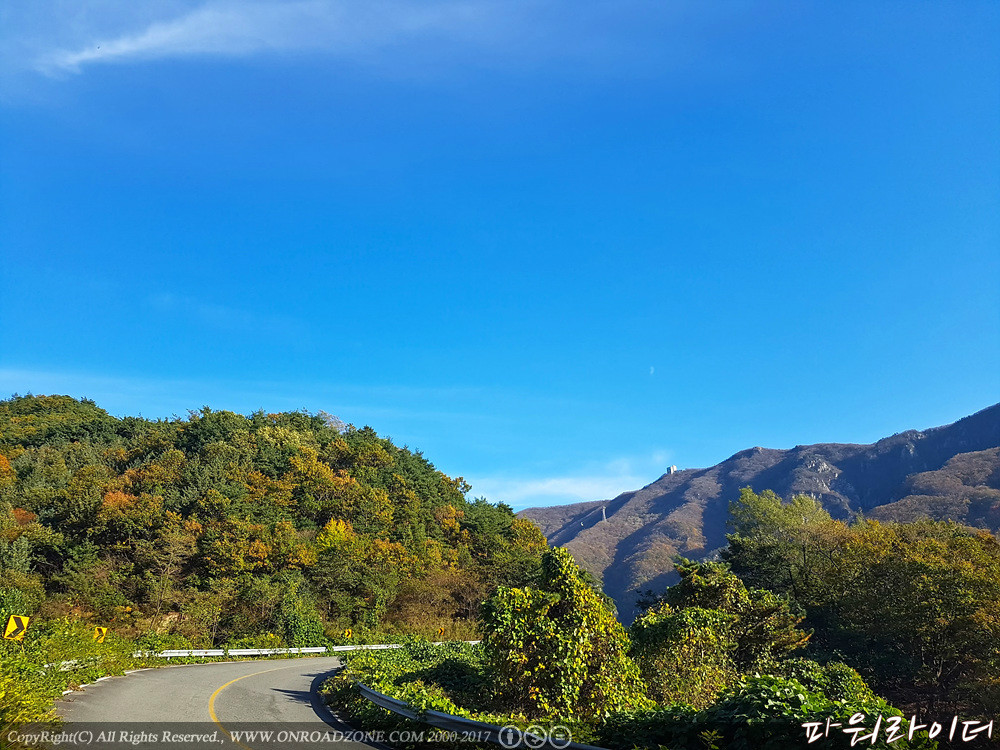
top-left (518, 404), bottom-right (1000, 620)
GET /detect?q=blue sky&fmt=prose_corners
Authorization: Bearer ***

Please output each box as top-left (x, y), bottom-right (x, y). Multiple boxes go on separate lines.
top-left (1, 1), bottom-right (998, 510)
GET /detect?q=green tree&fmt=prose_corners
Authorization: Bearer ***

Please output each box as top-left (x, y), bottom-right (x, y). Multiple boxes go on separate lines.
top-left (723, 487), bottom-right (1000, 715)
top-left (630, 603), bottom-right (737, 708)
top-left (480, 547), bottom-right (649, 719)
top-left (723, 487), bottom-right (846, 601)
top-left (656, 558), bottom-right (811, 672)
top-left (631, 559), bottom-right (810, 708)
top-left (821, 520), bottom-right (1000, 713)
top-left (0, 396), bottom-right (548, 648)
top-left (276, 576), bottom-right (326, 646)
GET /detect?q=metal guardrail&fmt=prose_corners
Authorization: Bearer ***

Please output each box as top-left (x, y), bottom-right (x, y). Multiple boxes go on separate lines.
top-left (134, 641), bottom-right (480, 658)
top-left (153, 647), bottom-right (327, 657)
top-left (135, 646), bottom-right (328, 658)
top-left (42, 658), bottom-right (93, 671)
top-left (227, 647), bottom-right (327, 656)
top-left (355, 682), bottom-right (611, 750)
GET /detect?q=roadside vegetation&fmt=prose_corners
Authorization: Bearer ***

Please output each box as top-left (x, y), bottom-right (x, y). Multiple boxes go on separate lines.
top-left (0, 619), bottom-right (150, 729)
top-left (327, 495), bottom-right (1000, 749)
top-left (327, 547), bottom-right (943, 749)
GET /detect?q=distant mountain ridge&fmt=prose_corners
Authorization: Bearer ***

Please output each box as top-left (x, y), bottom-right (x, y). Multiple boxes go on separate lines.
top-left (518, 404), bottom-right (1000, 620)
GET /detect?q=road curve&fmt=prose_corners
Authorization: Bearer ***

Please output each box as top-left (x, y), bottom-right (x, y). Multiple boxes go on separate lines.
top-left (56, 656), bottom-right (384, 749)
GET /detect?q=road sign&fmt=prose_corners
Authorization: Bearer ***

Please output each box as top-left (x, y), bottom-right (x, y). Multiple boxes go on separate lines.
top-left (343, 629), bottom-right (352, 639)
top-left (3, 615), bottom-right (29, 641)
top-left (438, 627), bottom-right (445, 638)
top-left (93, 627), bottom-right (108, 643)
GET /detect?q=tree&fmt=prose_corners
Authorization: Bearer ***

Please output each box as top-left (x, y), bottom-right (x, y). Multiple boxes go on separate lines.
top-left (94, 490), bottom-right (163, 545)
top-left (723, 486), bottom-right (1000, 715)
top-left (148, 512), bottom-right (198, 629)
top-left (665, 559), bottom-right (810, 672)
top-left (0, 396), bottom-right (548, 647)
top-left (631, 559), bottom-right (810, 708)
top-left (630, 603), bottom-right (737, 708)
top-left (480, 547), bottom-right (649, 719)
top-left (819, 520), bottom-right (1000, 713)
top-left (0, 454), bottom-right (16, 498)
top-left (275, 575), bottom-right (325, 646)
top-left (724, 487), bottom-right (848, 601)
top-left (311, 519), bottom-right (413, 627)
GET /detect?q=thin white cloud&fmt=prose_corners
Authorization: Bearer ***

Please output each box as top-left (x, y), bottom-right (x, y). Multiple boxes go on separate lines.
top-left (147, 292), bottom-right (299, 335)
top-left (35, 0), bottom-right (507, 75)
top-left (0, 367), bottom-right (494, 423)
top-left (471, 449), bottom-right (675, 509)
top-left (472, 474), bottom-right (645, 510)
top-left (14, 0), bottom-right (758, 85)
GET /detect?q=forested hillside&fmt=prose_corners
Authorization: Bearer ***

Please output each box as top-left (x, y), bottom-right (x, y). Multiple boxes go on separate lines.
top-left (0, 394), bottom-right (547, 646)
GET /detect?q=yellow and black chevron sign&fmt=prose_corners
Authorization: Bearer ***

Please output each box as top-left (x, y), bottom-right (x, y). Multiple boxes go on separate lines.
top-left (343, 628), bottom-right (352, 639)
top-left (3, 615), bottom-right (29, 641)
top-left (93, 627), bottom-right (108, 643)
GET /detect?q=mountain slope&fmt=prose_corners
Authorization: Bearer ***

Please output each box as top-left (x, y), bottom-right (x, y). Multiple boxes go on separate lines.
top-left (519, 404), bottom-right (1000, 620)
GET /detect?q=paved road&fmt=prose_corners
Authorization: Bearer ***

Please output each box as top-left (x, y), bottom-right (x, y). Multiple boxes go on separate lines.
top-left (55, 657), bottom-right (383, 749)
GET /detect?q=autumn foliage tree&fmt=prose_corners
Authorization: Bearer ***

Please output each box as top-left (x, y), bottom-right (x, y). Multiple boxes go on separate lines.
top-left (724, 487), bottom-right (1000, 715)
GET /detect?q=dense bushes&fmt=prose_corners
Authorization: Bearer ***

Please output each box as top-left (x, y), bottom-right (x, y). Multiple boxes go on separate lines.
top-left (322, 640), bottom-right (503, 750)
top-left (326, 639), bottom-right (600, 746)
top-left (630, 559), bottom-right (810, 709)
top-left (629, 604), bottom-right (736, 708)
top-left (773, 658), bottom-right (878, 705)
top-left (598, 675), bottom-right (936, 750)
top-left (325, 639), bottom-right (936, 750)
top-left (724, 488), bottom-right (1000, 715)
top-left (480, 547), bottom-right (649, 719)
top-left (327, 639), bottom-right (491, 718)
top-left (0, 618), bottom-right (150, 732)
top-left (324, 550), bottom-right (938, 750)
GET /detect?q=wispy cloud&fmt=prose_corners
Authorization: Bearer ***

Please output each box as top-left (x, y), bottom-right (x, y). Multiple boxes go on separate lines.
top-left (147, 292), bottom-right (299, 335)
top-left (13, 0), bottom-right (754, 85)
top-left (0, 367), bottom-right (496, 423)
top-left (471, 450), bottom-right (674, 510)
top-left (35, 0), bottom-right (509, 75)
top-left (472, 474), bottom-right (643, 509)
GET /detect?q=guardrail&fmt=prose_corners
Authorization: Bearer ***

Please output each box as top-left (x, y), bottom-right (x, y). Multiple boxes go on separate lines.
top-left (42, 658), bottom-right (92, 671)
top-left (355, 682), bottom-right (611, 750)
top-left (146, 647), bottom-right (328, 658)
top-left (135, 642), bottom-right (480, 658)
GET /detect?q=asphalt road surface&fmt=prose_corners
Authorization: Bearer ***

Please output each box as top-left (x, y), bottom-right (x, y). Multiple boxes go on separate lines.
top-left (54, 657), bottom-right (385, 750)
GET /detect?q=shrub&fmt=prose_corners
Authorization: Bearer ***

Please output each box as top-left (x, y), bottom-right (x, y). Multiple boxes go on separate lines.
top-left (772, 658), bottom-right (877, 704)
top-left (630, 603), bottom-right (737, 708)
top-left (0, 618), bottom-right (148, 735)
top-left (598, 675), bottom-right (937, 750)
top-left (480, 547), bottom-right (649, 719)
